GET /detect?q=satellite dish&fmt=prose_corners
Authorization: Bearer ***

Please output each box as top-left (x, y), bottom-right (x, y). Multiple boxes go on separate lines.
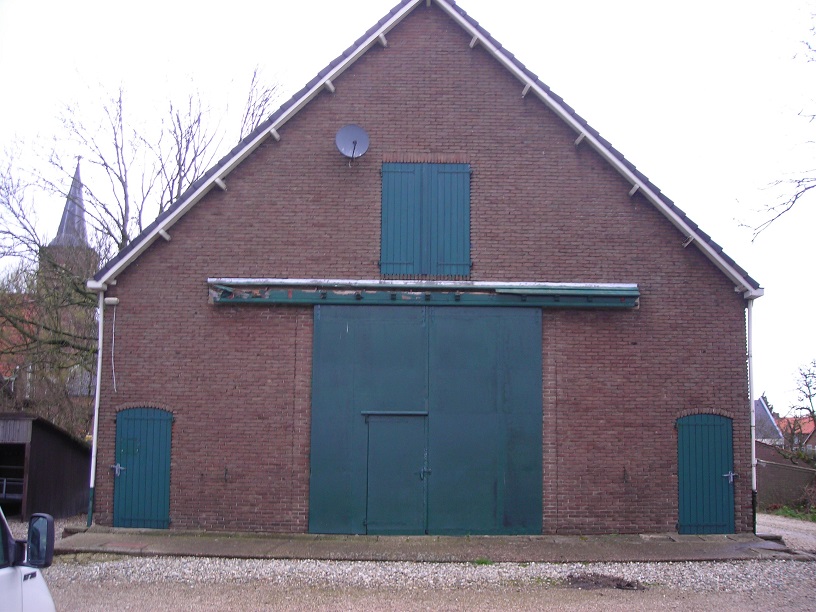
top-left (335, 124), bottom-right (370, 160)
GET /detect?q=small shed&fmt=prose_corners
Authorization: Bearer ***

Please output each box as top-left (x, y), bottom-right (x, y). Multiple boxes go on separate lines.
top-left (0, 413), bottom-right (90, 518)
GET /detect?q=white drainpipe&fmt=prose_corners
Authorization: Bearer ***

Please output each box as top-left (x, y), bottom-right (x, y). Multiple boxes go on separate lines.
top-left (87, 288), bottom-right (106, 527)
top-left (747, 298), bottom-right (757, 531)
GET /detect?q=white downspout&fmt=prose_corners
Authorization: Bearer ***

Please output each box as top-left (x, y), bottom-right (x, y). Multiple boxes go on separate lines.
top-left (747, 298), bottom-right (757, 532)
top-left (87, 291), bottom-right (105, 527)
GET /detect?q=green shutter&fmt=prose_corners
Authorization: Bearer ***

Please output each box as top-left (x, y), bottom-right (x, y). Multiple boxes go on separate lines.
top-left (381, 163), bottom-right (422, 276)
top-left (381, 163), bottom-right (471, 277)
top-left (427, 164), bottom-right (470, 277)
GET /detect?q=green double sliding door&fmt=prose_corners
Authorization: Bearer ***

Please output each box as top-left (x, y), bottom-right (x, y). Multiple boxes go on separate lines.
top-left (309, 306), bottom-right (542, 535)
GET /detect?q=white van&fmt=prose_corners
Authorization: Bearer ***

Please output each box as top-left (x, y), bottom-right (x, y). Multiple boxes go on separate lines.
top-left (0, 506), bottom-right (56, 612)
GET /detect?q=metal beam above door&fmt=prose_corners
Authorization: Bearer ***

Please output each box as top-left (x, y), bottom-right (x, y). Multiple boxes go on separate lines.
top-left (207, 278), bottom-right (640, 309)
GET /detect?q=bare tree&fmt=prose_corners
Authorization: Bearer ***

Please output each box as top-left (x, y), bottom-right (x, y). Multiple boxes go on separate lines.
top-left (0, 215), bottom-right (98, 436)
top-left (754, 21), bottom-right (816, 237)
top-left (0, 151), bottom-right (43, 267)
top-left (239, 67), bottom-right (280, 141)
top-left (779, 417), bottom-right (809, 452)
top-left (148, 94), bottom-right (219, 218)
top-left (46, 74), bottom-right (279, 254)
top-left (753, 175), bottom-right (815, 237)
top-left (773, 360), bottom-right (816, 453)
top-left (48, 88), bottom-right (214, 252)
top-left (791, 359), bottom-right (816, 422)
top-left (0, 71), bottom-right (279, 436)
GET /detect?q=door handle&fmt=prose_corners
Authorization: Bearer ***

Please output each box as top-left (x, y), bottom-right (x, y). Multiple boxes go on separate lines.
top-left (419, 468), bottom-right (432, 480)
top-left (110, 463), bottom-right (127, 477)
top-left (722, 471), bottom-right (738, 484)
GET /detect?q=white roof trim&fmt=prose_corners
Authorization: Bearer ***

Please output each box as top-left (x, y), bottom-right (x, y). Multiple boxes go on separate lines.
top-left (96, 0), bottom-right (761, 300)
top-left (431, 0), bottom-right (761, 300)
top-left (95, 1), bottom-right (423, 287)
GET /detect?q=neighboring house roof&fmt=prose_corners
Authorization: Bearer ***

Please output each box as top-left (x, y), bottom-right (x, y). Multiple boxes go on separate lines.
top-left (89, 0), bottom-right (762, 299)
top-left (50, 161), bottom-right (89, 248)
top-left (754, 397), bottom-right (783, 441)
top-left (776, 416), bottom-right (815, 436)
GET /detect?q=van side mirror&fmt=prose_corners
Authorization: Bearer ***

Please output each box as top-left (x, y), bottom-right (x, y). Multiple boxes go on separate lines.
top-left (26, 514), bottom-right (54, 568)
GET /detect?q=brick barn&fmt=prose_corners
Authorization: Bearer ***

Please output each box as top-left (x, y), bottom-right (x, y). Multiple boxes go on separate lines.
top-left (87, 0), bottom-right (762, 535)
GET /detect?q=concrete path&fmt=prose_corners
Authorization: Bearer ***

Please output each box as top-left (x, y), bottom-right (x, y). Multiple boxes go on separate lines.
top-left (55, 527), bottom-right (811, 563)
top-left (756, 513), bottom-right (816, 554)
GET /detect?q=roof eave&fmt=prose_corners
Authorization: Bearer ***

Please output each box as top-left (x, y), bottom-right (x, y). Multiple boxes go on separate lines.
top-left (433, 0), bottom-right (761, 298)
top-left (92, 0), bottom-right (761, 298)
top-left (94, 0), bottom-right (424, 288)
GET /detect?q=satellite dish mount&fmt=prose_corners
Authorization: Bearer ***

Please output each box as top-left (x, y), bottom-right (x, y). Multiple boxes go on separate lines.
top-left (335, 124), bottom-right (370, 166)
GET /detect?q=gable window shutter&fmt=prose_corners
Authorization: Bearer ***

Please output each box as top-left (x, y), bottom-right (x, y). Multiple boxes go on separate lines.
top-left (381, 163), bottom-right (471, 278)
top-left (381, 163), bottom-right (422, 276)
top-left (427, 164), bottom-right (470, 277)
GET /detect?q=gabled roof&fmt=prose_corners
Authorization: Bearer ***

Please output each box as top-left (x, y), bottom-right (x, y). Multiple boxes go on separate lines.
top-left (89, 0), bottom-right (762, 299)
top-left (776, 416), bottom-right (815, 436)
top-left (51, 161), bottom-right (89, 248)
top-left (754, 397), bottom-right (783, 441)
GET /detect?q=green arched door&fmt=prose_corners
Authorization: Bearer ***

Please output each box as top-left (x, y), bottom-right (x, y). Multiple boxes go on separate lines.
top-left (677, 414), bottom-right (735, 534)
top-left (113, 408), bottom-right (173, 528)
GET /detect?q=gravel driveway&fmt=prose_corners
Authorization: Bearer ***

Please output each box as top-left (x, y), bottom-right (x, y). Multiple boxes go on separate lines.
top-left (11, 514), bottom-right (816, 611)
top-left (42, 556), bottom-right (816, 611)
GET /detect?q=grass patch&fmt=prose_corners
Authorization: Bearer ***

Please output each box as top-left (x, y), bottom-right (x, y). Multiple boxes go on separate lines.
top-left (470, 557), bottom-right (494, 566)
top-left (770, 505), bottom-right (816, 522)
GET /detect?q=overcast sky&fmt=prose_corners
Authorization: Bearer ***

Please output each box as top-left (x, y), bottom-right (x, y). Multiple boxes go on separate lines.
top-left (1, 0), bottom-right (814, 413)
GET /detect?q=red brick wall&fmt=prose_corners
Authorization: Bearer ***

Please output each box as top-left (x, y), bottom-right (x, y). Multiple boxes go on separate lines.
top-left (93, 4), bottom-right (750, 533)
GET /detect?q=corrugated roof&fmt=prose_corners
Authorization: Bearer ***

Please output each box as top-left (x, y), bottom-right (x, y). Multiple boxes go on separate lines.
top-left (91, 0), bottom-right (761, 297)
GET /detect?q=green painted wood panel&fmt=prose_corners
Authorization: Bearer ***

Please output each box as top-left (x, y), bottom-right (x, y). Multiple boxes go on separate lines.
top-left (113, 408), bottom-right (172, 528)
top-left (428, 308), bottom-right (542, 534)
top-left (381, 163), bottom-right (470, 277)
top-left (366, 416), bottom-right (427, 534)
top-left (677, 414), bottom-right (735, 534)
top-left (426, 164), bottom-right (471, 277)
top-left (310, 306), bottom-right (542, 535)
top-left (381, 164), bottom-right (422, 276)
top-left (309, 306), bottom-right (427, 534)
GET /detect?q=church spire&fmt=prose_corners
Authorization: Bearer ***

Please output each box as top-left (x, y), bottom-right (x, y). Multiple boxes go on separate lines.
top-left (50, 160), bottom-right (89, 248)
